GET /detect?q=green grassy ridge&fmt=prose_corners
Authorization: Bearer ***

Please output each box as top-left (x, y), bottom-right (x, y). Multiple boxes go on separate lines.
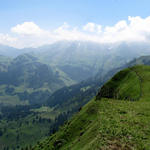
top-left (33, 65), bottom-right (150, 150)
top-left (130, 65), bottom-right (150, 101)
top-left (96, 66), bottom-right (143, 101)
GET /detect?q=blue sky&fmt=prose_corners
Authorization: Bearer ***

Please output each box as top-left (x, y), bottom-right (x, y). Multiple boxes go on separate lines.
top-left (0, 0), bottom-right (150, 32)
top-left (1, 0), bottom-right (150, 48)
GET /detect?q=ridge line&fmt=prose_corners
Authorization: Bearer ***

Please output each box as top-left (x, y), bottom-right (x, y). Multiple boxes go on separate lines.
top-left (129, 67), bottom-right (142, 100)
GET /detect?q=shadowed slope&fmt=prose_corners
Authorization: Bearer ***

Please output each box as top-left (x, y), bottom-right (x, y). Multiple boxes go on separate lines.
top-left (96, 67), bottom-right (141, 101)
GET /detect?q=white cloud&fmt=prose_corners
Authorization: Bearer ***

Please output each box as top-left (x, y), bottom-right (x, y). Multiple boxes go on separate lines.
top-left (11, 22), bottom-right (45, 35)
top-left (54, 22), bottom-right (70, 33)
top-left (0, 34), bottom-right (17, 45)
top-left (104, 20), bottom-right (127, 33)
top-left (1, 16), bottom-right (150, 48)
top-left (83, 22), bottom-right (102, 33)
top-left (101, 16), bottom-right (150, 43)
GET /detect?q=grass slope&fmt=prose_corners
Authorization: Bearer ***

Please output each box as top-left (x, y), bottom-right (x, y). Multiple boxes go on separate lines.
top-left (33, 65), bottom-right (150, 150)
top-left (96, 68), bottom-right (141, 101)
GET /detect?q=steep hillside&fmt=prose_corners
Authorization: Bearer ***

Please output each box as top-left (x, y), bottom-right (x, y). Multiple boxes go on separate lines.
top-left (0, 54), bottom-right (75, 106)
top-left (96, 68), bottom-right (141, 101)
top-left (0, 55), bottom-right (11, 72)
top-left (0, 45), bottom-right (34, 58)
top-left (33, 65), bottom-right (150, 150)
top-left (128, 55), bottom-right (150, 66)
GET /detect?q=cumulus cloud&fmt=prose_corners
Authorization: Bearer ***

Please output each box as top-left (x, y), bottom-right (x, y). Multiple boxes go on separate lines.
top-left (11, 22), bottom-right (45, 35)
top-left (101, 16), bottom-right (150, 43)
top-left (83, 22), bottom-right (102, 33)
top-left (0, 34), bottom-right (17, 45)
top-left (54, 22), bottom-right (70, 33)
top-left (1, 16), bottom-right (150, 48)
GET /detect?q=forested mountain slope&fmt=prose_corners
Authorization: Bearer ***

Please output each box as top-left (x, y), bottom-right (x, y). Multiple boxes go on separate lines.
top-left (0, 54), bottom-right (75, 106)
